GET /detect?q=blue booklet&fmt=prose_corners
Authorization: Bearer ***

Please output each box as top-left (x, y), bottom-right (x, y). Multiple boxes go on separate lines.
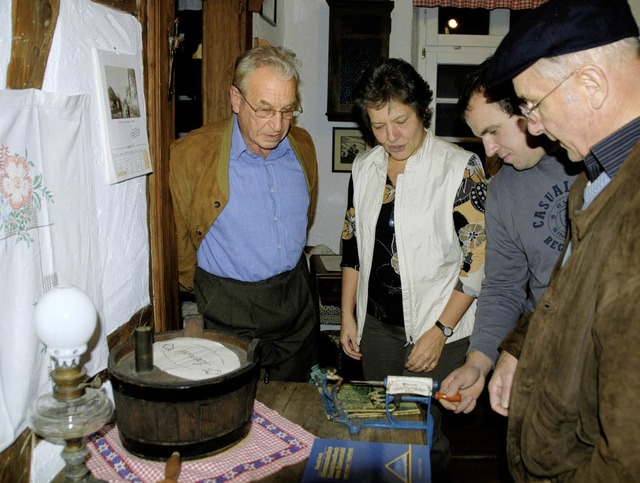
top-left (302, 438), bottom-right (431, 482)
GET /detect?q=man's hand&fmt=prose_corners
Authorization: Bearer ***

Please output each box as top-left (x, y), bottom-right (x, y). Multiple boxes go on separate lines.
top-left (439, 351), bottom-right (493, 414)
top-left (488, 351), bottom-right (518, 416)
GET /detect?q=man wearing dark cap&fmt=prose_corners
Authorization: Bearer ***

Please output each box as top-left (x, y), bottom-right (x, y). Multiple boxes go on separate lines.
top-left (484, 0), bottom-right (640, 480)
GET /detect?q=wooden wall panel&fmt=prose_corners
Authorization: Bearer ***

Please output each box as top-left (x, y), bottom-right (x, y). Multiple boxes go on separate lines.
top-left (145, 0), bottom-right (180, 332)
top-left (6, 0), bottom-right (59, 89)
top-left (202, 0), bottom-right (249, 123)
top-left (0, 430), bottom-right (31, 483)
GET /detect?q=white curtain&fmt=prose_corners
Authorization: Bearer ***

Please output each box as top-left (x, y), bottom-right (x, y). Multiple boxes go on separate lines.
top-left (0, 88), bottom-right (104, 453)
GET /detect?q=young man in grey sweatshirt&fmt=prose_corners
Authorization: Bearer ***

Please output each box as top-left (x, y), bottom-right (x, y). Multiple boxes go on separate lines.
top-left (438, 59), bottom-right (582, 414)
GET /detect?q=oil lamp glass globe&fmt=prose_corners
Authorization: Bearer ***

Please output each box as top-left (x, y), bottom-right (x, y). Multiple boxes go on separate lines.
top-left (27, 285), bottom-right (113, 482)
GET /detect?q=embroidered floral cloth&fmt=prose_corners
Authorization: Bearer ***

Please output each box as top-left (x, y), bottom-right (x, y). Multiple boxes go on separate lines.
top-left (86, 401), bottom-right (316, 482)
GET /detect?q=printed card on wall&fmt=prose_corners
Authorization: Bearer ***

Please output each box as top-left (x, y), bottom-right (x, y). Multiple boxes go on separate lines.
top-left (94, 48), bottom-right (152, 184)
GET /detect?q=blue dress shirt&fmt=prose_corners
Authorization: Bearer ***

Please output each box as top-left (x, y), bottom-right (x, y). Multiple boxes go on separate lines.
top-left (197, 116), bottom-right (310, 282)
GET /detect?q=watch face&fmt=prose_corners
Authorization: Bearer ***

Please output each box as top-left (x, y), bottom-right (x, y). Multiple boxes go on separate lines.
top-left (436, 321), bottom-right (453, 337)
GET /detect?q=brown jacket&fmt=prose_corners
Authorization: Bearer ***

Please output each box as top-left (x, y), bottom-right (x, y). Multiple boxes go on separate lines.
top-left (169, 118), bottom-right (318, 291)
top-left (500, 141), bottom-right (640, 481)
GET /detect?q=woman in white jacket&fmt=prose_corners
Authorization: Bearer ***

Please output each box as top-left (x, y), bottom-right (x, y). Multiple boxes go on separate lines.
top-left (339, 58), bottom-right (487, 481)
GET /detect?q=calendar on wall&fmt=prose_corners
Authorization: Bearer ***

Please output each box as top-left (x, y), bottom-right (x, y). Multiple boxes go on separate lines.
top-left (94, 48), bottom-right (152, 184)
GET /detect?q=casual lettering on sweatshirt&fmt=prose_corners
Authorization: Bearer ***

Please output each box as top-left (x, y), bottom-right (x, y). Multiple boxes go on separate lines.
top-left (533, 180), bottom-right (572, 252)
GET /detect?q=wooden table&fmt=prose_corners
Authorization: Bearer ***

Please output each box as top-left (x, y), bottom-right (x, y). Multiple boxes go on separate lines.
top-left (255, 381), bottom-right (426, 481)
top-left (54, 381), bottom-right (425, 482)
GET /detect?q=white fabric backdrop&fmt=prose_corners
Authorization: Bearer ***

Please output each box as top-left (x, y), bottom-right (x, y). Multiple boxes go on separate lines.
top-left (43, 0), bottom-right (151, 337)
top-left (0, 89), bottom-right (104, 453)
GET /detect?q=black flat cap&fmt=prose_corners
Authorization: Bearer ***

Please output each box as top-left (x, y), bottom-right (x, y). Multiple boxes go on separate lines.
top-left (487, 0), bottom-right (639, 86)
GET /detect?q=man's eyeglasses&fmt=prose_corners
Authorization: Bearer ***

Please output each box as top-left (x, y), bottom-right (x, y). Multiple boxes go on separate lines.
top-left (235, 87), bottom-right (302, 120)
top-left (519, 70), bottom-right (577, 122)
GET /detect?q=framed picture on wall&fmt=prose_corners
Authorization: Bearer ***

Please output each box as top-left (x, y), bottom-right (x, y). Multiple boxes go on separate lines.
top-left (260, 0), bottom-right (277, 26)
top-left (332, 127), bottom-right (370, 173)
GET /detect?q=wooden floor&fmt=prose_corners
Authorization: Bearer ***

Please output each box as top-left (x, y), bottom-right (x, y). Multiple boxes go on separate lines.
top-left (451, 458), bottom-right (509, 483)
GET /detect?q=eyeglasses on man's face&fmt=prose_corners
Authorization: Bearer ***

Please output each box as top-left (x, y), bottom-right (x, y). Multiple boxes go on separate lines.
top-left (235, 87), bottom-right (302, 120)
top-left (519, 69), bottom-right (577, 122)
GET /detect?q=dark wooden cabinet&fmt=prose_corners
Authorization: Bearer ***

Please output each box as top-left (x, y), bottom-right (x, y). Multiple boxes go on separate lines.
top-left (309, 254), bottom-right (342, 324)
top-left (325, 0), bottom-right (394, 121)
top-left (309, 254), bottom-right (364, 380)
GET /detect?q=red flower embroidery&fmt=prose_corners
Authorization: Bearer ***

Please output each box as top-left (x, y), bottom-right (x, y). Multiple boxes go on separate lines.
top-left (0, 156), bottom-right (33, 210)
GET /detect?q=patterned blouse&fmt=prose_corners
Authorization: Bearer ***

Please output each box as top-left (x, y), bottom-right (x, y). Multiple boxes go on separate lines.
top-left (341, 155), bottom-right (487, 327)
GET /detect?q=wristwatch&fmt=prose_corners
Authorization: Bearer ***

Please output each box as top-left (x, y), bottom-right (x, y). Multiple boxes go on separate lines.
top-left (435, 320), bottom-right (453, 338)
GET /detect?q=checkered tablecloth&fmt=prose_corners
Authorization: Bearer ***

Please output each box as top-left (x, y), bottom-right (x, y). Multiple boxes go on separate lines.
top-left (85, 401), bottom-right (316, 482)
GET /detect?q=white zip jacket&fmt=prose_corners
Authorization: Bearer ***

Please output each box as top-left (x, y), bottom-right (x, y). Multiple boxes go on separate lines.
top-left (352, 130), bottom-right (480, 344)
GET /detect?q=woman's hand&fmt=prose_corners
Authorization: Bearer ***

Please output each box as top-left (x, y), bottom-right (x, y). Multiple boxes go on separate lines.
top-left (340, 314), bottom-right (362, 360)
top-left (340, 267), bottom-right (361, 360)
top-left (405, 326), bottom-right (445, 373)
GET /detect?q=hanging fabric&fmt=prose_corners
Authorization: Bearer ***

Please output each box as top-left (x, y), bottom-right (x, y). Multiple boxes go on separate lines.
top-left (413, 0), bottom-right (547, 9)
top-left (0, 88), bottom-right (104, 453)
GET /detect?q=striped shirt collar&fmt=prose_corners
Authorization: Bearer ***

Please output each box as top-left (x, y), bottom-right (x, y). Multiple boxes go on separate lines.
top-left (584, 117), bottom-right (640, 181)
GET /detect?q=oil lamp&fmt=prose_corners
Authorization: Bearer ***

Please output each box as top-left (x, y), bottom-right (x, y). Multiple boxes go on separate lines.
top-left (27, 285), bottom-right (113, 482)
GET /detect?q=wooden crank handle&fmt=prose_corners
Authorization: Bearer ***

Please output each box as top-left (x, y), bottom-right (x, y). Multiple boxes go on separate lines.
top-left (434, 391), bottom-right (462, 402)
top-left (157, 451), bottom-right (181, 483)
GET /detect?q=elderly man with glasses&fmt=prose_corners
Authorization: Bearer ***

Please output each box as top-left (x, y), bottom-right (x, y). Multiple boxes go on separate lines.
top-left (482, 0), bottom-right (640, 480)
top-left (169, 45), bottom-right (319, 382)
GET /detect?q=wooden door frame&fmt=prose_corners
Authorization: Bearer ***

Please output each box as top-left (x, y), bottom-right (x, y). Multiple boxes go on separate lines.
top-left (144, 0), bottom-right (180, 331)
